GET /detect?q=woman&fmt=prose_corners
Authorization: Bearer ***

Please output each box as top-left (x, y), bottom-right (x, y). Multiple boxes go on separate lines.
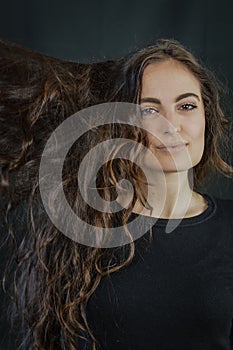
top-left (0, 39), bottom-right (233, 349)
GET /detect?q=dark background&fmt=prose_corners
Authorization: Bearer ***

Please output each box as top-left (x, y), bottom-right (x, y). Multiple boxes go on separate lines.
top-left (1, 0), bottom-right (233, 349)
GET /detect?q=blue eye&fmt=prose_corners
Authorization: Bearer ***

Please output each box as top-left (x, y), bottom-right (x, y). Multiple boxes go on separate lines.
top-left (179, 103), bottom-right (197, 111)
top-left (140, 106), bottom-right (159, 117)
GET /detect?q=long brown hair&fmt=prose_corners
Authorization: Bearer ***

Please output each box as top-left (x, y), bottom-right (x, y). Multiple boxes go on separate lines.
top-left (0, 38), bottom-right (232, 350)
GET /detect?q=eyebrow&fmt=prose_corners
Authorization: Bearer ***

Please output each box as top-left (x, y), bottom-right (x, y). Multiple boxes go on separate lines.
top-left (140, 93), bottom-right (200, 104)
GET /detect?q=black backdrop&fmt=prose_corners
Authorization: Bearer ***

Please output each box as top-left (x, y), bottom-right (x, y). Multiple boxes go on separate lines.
top-left (0, 1), bottom-right (233, 349)
top-left (1, 0), bottom-right (233, 70)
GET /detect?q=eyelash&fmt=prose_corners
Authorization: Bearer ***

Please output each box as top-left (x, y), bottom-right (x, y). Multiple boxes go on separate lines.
top-left (179, 103), bottom-right (197, 111)
top-left (140, 107), bottom-right (158, 117)
top-left (140, 103), bottom-right (197, 117)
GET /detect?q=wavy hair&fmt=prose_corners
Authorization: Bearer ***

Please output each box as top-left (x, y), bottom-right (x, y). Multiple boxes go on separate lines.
top-left (115, 38), bottom-right (233, 187)
top-left (0, 38), bottom-right (232, 350)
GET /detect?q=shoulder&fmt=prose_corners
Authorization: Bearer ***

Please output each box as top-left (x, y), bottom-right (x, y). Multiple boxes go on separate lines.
top-left (209, 194), bottom-right (233, 226)
top-left (212, 194), bottom-right (233, 211)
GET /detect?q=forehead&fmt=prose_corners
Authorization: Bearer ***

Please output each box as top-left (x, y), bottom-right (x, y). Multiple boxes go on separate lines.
top-left (141, 59), bottom-right (201, 98)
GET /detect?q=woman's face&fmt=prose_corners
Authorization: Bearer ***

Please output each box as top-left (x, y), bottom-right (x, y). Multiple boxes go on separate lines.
top-left (139, 59), bottom-right (205, 173)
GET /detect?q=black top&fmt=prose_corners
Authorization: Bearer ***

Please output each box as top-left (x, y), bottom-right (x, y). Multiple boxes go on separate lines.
top-left (85, 193), bottom-right (233, 350)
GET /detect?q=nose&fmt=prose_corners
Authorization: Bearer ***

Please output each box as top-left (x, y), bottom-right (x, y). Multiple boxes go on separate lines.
top-left (158, 110), bottom-right (181, 134)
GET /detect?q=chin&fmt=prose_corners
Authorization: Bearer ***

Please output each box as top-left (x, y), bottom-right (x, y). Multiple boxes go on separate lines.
top-left (155, 158), bottom-right (193, 171)
top-left (138, 150), bottom-right (204, 174)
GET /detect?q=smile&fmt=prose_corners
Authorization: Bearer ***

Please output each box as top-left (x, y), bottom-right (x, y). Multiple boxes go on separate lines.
top-left (156, 143), bottom-right (188, 152)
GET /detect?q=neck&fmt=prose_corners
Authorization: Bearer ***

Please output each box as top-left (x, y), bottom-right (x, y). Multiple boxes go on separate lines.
top-left (117, 170), bottom-right (207, 219)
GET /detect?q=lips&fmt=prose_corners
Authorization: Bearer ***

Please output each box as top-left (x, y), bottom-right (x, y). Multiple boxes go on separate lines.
top-left (156, 142), bottom-right (188, 152)
top-left (156, 142), bottom-right (188, 149)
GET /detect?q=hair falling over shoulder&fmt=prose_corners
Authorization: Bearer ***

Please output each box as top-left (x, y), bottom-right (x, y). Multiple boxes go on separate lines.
top-left (0, 39), bottom-right (141, 350)
top-left (0, 38), bottom-right (232, 350)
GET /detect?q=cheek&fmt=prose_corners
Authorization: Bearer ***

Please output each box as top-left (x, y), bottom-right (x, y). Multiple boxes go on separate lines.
top-left (188, 120), bottom-right (205, 140)
top-left (187, 117), bottom-right (206, 164)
